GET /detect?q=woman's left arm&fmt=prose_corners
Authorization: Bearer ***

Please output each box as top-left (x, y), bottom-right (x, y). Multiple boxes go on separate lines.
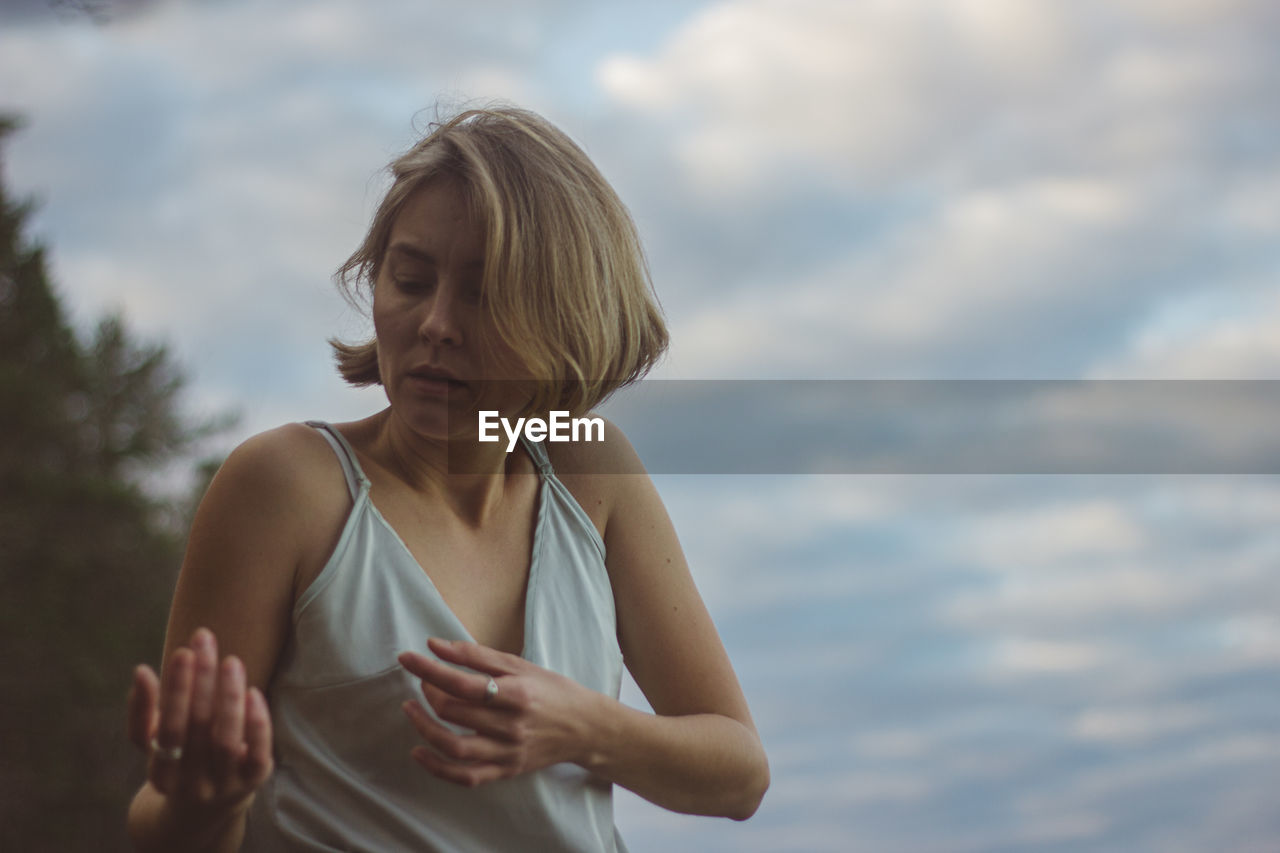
top-left (399, 422), bottom-right (769, 819)
top-left (580, 423), bottom-right (769, 819)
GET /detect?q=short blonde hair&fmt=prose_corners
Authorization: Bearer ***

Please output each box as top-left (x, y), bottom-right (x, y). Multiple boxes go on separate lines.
top-left (332, 105), bottom-right (668, 416)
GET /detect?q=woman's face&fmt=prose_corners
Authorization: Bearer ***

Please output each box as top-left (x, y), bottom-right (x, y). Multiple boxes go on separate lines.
top-left (372, 180), bottom-right (528, 441)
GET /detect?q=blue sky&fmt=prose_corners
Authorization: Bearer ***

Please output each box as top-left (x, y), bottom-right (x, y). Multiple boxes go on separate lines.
top-left (4, 1), bottom-right (1279, 850)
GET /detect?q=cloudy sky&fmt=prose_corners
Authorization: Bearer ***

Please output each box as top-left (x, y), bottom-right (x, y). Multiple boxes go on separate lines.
top-left (4, 1), bottom-right (1278, 850)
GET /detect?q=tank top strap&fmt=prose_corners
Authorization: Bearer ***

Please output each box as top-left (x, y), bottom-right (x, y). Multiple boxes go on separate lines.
top-left (521, 435), bottom-right (555, 478)
top-left (305, 420), bottom-right (370, 500)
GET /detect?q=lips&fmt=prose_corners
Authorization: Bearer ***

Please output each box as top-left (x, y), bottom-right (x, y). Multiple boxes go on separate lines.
top-left (407, 364), bottom-right (466, 383)
top-left (405, 365), bottom-right (469, 397)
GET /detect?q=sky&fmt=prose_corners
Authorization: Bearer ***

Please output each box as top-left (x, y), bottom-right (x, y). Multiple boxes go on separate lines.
top-left (3, 1), bottom-right (1279, 850)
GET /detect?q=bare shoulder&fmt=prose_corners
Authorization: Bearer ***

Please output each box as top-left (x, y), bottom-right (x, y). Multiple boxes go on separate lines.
top-left (546, 415), bottom-right (644, 473)
top-left (186, 422), bottom-right (352, 608)
top-left (546, 416), bottom-right (647, 537)
top-left (222, 420), bottom-right (352, 547)
top-left (217, 422), bottom-right (345, 493)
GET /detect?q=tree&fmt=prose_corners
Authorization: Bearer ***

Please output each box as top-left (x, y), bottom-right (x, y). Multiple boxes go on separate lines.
top-left (0, 116), bottom-right (223, 850)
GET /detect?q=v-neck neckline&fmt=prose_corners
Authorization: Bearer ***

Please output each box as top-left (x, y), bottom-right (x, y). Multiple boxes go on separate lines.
top-left (346, 435), bottom-right (549, 662)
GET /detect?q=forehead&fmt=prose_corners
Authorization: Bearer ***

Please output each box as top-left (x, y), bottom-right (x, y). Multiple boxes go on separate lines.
top-left (385, 180), bottom-right (485, 264)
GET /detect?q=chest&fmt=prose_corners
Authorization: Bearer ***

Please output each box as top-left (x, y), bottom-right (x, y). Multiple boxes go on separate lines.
top-left (367, 477), bottom-right (540, 656)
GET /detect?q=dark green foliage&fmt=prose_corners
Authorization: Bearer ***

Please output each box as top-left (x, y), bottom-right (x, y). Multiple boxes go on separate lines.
top-left (0, 117), bottom-right (223, 850)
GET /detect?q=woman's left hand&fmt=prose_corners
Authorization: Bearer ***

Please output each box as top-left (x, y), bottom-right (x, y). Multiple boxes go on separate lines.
top-left (397, 638), bottom-right (600, 787)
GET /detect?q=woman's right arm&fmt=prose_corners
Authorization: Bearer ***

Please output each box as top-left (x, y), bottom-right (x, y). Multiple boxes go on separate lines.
top-left (125, 425), bottom-right (347, 852)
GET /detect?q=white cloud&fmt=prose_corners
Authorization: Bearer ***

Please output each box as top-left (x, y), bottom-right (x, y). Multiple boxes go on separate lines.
top-left (984, 636), bottom-right (1112, 677)
top-left (599, 0), bottom-right (1278, 196)
top-left (767, 768), bottom-right (934, 807)
top-left (599, 0), bottom-right (1075, 194)
top-left (1002, 811), bottom-right (1110, 846)
top-left (1071, 703), bottom-right (1208, 744)
top-left (957, 499), bottom-right (1147, 571)
top-left (1216, 614), bottom-right (1280, 665)
top-left (1089, 287), bottom-right (1280, 379)
top-left (851, 728), bottom-right (932, 760)
top-left (938, 483), bottom-right (1280, 634)
top-left (667, 174), bottom-right (1165, 377)
top-left (601, 0), bottom-right (1279, 382)
top-left (1018, 732), bottom-right (1280, 811)
top-left (945, 567), bottom-right (1185, 633)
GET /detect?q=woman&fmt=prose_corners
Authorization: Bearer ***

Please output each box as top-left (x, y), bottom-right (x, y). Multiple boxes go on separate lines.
top-left (125, 106), bottom-right (769, 852)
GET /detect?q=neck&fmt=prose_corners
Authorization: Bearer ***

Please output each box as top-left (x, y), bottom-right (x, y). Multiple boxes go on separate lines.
top-left (370, 408), bottom-right (532, 525)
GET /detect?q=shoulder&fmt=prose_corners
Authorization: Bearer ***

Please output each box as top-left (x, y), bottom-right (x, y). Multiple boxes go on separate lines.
top-left (545, 415), bottom-right (645, 477)
top-left (183, 422), bottom-right (353, 610)
top-left (213, 422), bottom-right (346, 500)
top-left (200, 422), bottom-right (352, 560)
top-left (221, 420), bottom-right (337, 471)
top-left (546, 416), bottom-right (651, 540)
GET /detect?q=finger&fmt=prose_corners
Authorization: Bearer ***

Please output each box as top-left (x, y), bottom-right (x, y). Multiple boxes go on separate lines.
top-left (419, 681), bottom-right (516, 742)
top-left (151, 647), bottom-right (195, 793)
top-left (210, 656), bottom-right (246, 792)
top-left (127, 664), bottom-right (160, 751)
top-left (401, 701), bottom-right (511, 766)
top-left (410, 744), bottom-right (506, 788)
top-left (184, 628), bottom-right (219, 768)
top-left (425, 637), bottom-right (521, 677)
top-left (399, 651), bottom-right (514, 709)
top-left (398, 651), bottom-right (481, 700)
top-left (241, 687), bottom-right (274, 786)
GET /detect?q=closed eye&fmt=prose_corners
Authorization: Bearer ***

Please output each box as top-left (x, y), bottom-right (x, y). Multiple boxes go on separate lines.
top-left (395, 278), bottom-right (432, 295)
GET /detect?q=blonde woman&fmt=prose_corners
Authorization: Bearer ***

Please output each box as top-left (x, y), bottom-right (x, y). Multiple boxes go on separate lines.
top-left (124, 106), bottom-right (768, 852)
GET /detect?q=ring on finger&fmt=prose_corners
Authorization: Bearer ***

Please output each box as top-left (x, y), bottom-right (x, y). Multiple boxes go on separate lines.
top-left (149, 736), bottom-right (184, 762)
top-left (482, 677), bottom-right (499, 705)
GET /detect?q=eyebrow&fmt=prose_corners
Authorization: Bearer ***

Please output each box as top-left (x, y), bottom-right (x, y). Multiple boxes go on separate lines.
top-left (386, 243), bottom-right (483, 270)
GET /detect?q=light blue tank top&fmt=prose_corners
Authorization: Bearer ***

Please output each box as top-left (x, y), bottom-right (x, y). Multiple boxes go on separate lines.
top-left (241, 421), bottom-right (628, 852)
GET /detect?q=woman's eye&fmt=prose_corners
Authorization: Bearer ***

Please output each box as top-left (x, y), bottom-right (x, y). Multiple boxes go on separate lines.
top-left (395, 278), bottom-right (430, 294)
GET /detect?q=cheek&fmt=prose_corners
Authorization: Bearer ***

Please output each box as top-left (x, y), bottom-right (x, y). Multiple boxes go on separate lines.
top-left (371, 308), bottom-right (392, 342)
top-left (370, 296), bottom-right (411, 385)
top-left (372, 290), bottom-right (414, 341)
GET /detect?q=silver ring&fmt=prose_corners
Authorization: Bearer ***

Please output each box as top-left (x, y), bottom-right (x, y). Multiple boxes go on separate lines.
top-left (482, 677), bottom-right (499, 704)
top-left (149, 736), bottom-right (183, 762)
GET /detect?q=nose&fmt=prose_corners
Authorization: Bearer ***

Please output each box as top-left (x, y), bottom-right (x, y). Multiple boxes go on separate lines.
top-left (418, 284), bottom-right (464, 347)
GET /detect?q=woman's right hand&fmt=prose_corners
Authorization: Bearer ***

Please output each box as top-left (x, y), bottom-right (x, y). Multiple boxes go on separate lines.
top-left (126, 627), bottom-right (274, 820)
